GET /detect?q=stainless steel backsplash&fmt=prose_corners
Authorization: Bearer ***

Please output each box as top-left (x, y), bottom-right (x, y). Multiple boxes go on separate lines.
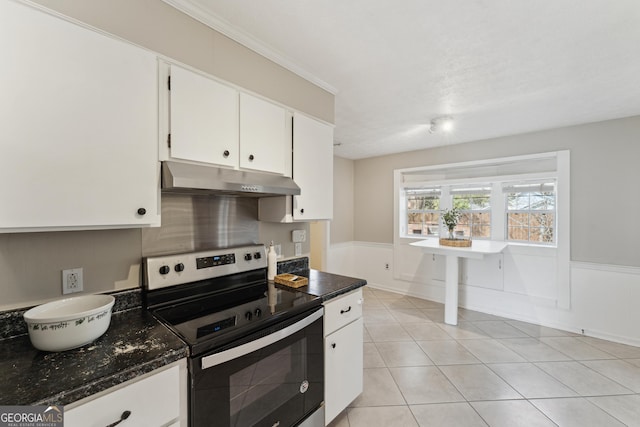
top-left (141, 193), bottom-right (259, 256)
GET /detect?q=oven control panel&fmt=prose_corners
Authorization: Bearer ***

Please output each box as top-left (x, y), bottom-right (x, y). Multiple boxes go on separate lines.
top-left (196, 253), bottom-right (236, 269)
top-left (144, 244), bottom-right (267, 290)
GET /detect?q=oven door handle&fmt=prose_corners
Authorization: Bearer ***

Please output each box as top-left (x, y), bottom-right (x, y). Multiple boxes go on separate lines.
top-left (201, 307), bottom-right (324, 370)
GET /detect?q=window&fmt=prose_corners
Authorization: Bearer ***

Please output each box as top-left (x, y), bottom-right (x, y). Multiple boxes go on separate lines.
top-left (406, 188), bottom-right (440, 236)
top-left (396, 151), bottom-right (567, 249)
top-left (504, 181), bottom-right (556, 244)
top-left (451, 186), bottom-right (491, 239)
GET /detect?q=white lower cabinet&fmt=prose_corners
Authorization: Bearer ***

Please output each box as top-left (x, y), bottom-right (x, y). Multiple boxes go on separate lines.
top-left (65, 361), bottom-right (187, 427)
top-left (323, 289), bottom-right (364, 425)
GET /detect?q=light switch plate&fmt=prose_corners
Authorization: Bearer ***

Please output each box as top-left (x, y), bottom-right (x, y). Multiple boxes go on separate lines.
top-left (292, 229), bottom-right (306, 242)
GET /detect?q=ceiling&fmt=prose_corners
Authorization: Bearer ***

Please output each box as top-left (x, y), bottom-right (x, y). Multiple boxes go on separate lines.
top-left (164, 0), bottom-right (640, 160)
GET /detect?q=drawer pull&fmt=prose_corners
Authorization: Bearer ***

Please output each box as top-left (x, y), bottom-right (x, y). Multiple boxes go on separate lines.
top-left (340, 306), bottom-right (352, 314)
top-left (331, 343), bottom-right (336, 348)
top-left (105, 410), bottom-right (131, 427)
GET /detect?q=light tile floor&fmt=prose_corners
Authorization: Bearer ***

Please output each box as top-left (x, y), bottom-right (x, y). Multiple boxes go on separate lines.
top-left (328, 287), bottom-right (640, 427)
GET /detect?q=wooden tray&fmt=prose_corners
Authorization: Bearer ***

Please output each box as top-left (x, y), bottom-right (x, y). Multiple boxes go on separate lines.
top-left (274, 273), bottom-right (309, 288)
top-left (439, 238), bottom-right (472, 247)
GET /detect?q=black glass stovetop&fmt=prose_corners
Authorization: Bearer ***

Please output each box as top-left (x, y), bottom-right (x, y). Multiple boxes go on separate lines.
top-left (150, 276), bottom-right (321, 356)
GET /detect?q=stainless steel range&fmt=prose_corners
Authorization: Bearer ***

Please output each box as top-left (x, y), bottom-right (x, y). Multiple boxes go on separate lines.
top-left (143, 244), bottom-right (324, 427)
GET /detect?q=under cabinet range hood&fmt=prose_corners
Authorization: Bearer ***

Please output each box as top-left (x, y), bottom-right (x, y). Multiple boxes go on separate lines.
top-left (161, 161), bottom-right (301, 197)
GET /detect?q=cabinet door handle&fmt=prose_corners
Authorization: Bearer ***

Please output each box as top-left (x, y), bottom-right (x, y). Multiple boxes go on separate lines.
top-left (249, 154), bottom-right (255, 161)
top-left (300, 208), bottom-right (304, 214)
top-left (331, 343), bottom-right (336, 349)
top-left (137, 208), bottom-right (146, 216)
top-left (340, 306), bottom-right (352, 314)
top-left (223, 150), bottom-right (230, 158)
top-left (105, 410), bottom-right (131, 427)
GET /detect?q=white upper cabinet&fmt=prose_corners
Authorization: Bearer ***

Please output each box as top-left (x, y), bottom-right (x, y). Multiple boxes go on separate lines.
top-left (0, 1), bottom-right (159, 232)
top-left (165, 64), bottom-right (288, 176)
top-left (168, 64), bottom-right (239, 168)
top-left (292, 112), bottom-right (334, 220)
top-left (239, 93), bottom-right (287, 175)
top-left (258, 112), bottom-right (334, 222)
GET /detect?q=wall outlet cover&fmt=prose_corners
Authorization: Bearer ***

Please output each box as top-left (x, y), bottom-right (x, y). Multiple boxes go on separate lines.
top-left (62, 268), bottom-right (83, 294)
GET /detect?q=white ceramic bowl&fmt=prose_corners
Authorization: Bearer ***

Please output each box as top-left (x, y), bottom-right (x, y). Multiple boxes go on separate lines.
top-left (23, 294), bottom-right (115, 352)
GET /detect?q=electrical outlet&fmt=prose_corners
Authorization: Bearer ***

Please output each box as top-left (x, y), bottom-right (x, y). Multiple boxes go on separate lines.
top-left (385, 263), bottom-right (390, 270)
top-left (62, 268), bottom-right (83, 294)
top-left (275, 244), bottom-right (282, 257)
top-left (294, 242), bottom-right (302, 256)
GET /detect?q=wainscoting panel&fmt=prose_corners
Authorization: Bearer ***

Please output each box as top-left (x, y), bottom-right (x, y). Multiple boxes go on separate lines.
top-left (326, 242), bottom-right (640, 347)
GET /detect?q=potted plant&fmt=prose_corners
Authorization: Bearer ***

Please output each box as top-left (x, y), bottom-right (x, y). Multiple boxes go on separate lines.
top-left (440, 207), bottom-right (471, 247)
top-left (441, 207), bottom-right (460, 240)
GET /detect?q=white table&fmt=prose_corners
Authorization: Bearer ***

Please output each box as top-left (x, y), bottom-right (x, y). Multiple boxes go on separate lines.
top-left (410, 239), bottom-right (508, 325)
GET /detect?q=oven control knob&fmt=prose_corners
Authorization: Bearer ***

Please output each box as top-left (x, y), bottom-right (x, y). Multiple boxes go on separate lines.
top-left (244, 253), bottom-right (253, 261)
top-left (174, 263), bottom-right (185, 272)
top-left (159, 265), bottom-right (170, 275)
top-left (245, 311), bottom-right (253, 321)
top-left (254, 252), bottom-right (262, 259)
top-left (254, 308), bottom-right (262, 318)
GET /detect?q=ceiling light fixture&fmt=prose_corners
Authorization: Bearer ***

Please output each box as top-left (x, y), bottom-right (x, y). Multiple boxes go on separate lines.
top-left (429, 116), bottom-right (454, 134)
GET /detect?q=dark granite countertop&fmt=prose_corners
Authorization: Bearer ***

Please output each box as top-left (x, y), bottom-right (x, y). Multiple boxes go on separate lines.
top-left (278, 263), bottom-right (367, 301)
top-left (0, 295), bottom-right (188, 406)
top-left (0, 263), bottom-right (362, 407)
top-left (302, 269), bottom-right (367, 300)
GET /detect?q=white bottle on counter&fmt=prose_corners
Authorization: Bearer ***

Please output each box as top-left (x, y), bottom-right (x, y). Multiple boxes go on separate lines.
top-left (267, 241), bottom-right (277, 280)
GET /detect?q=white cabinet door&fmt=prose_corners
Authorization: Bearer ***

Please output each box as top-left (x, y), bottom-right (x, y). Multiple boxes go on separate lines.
top-left (460, 253), bottom-right (504, 290)
top-left (0, 1), bottom-right (159, 231)
top-left (65, 365), bottom-right (181, 427)
top-left (239, 93), bottom-right (287, 175)
top-left (169, 64), bottom-right (239, 168)
top-left (293, 113), bottom-right (334, 220)
top-left (324, 317), bottom-right (364, 424)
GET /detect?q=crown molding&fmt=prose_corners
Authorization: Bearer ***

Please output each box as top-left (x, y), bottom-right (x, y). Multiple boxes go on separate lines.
top-left (161, 0), bottom-right (337, 94)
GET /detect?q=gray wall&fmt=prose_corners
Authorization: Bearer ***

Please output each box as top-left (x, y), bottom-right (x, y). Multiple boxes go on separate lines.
top-left (331, 156), bottom-right (355, 244)
top-left (353, 115), bottom-right (640, 267)
top-left (0, 0), bottom-right (329, 310)
top-left (0, 230), bottom-right (142, 310)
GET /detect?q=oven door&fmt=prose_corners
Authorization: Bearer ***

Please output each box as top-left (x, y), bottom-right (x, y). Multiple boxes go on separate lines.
top-left (190, 307), bottom-right (324, 427)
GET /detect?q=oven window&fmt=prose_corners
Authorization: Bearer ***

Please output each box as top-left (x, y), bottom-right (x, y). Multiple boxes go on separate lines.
top-left (191, 312), bottom-right (323, 427)
top-left (231, 341), bottom-right (304, 426)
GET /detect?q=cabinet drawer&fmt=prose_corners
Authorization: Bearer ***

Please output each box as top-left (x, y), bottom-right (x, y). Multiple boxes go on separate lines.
top-left (323, 288), bottom-right (363, 336)
top-left (65, 365), bottom-right (180, 427)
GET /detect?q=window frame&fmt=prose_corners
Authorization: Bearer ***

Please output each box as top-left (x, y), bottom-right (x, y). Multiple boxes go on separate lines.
top-left (504, 181), bottom-right (557, 245)
top-left (405, 187), bottom-right (442, 237)
top-left (450, 185), bottom-right (493, 240)
top-left (396, 151), bottom-right (567, 251)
